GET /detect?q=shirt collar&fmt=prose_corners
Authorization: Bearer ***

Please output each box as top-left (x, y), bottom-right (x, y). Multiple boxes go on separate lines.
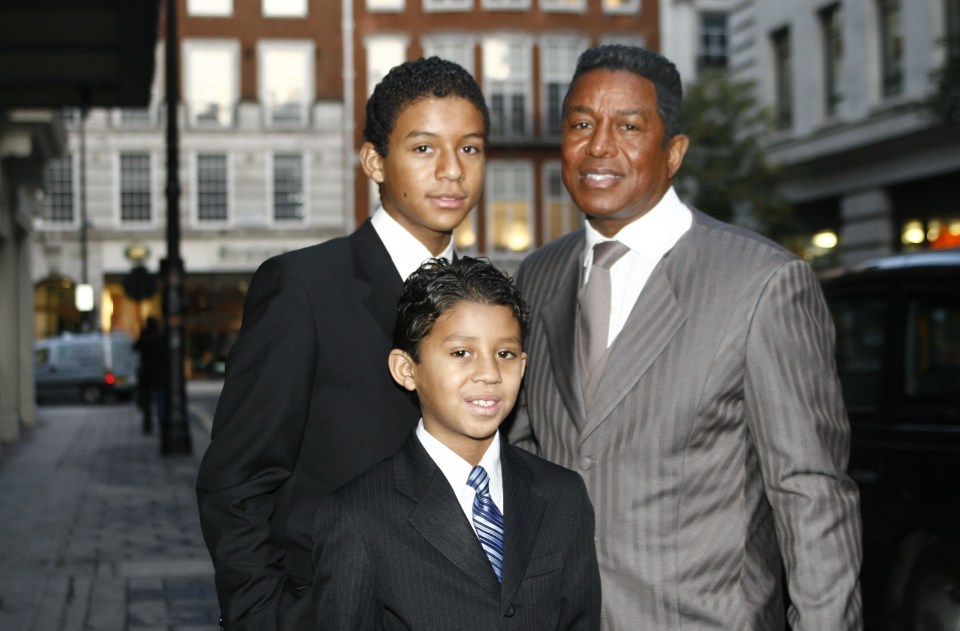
top-left (416, 419), bottom-right (503, 504)
top-left (370, 206), bottom-right (456, 281)
top-left (583, 186), bottom-right (691, 267)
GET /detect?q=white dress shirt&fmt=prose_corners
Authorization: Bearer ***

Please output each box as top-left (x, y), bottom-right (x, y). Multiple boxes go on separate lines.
top-left (582, 186), bottom-right (692, 346)
top-left (415, 420), bottom-right (505, 534)
top-left (370, 206), bottom-right (456, 281)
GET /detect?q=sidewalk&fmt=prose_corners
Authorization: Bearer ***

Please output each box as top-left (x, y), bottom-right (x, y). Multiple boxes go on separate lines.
top-left (0, 402), bottom-right (219, 631)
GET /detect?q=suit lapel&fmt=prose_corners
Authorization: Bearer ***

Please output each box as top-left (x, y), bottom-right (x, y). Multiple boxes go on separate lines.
top-left (499, 445), bottom-right (546, 615)
top-left (539, 235), bottom-right (588, 431)
top-left (395, 436), bottom-right (502, 597)
top-left (349, 219), bottom-right (404, 339)
top-left (579, 237), bottom-right (689, 442)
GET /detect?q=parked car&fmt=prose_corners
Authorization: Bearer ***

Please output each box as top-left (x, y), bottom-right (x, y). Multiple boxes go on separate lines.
top-left (820, 248), bottom-right (960, 631)
top-left (34, 332), bottom-right (139, 404)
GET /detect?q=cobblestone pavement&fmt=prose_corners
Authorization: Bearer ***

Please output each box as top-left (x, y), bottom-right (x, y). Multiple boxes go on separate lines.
top-left (0, 402), bottom-right (219, 631)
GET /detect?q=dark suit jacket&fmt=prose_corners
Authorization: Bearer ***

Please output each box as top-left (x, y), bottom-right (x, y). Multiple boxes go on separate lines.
top-left (509, 209), bottom-right (863, 630)
top-left (196, 220), bottom-right (421, 630)
top-left (312, 433), bottom-right (601, 630)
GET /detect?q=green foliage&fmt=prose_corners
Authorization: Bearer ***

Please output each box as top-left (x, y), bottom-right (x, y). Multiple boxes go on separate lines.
top-left (675, 70), bottom-right (795, 239)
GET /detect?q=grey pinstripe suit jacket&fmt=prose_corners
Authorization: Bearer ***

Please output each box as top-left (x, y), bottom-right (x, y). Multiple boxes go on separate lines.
top-left (508, 208), bottom-right (863, 630)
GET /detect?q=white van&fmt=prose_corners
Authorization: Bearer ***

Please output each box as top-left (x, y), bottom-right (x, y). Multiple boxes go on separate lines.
top-left (34, 332), bottom-right (140, 403)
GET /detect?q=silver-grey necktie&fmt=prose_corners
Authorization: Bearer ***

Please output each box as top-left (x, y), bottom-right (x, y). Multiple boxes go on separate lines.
top-left (578, 240), bottom-right (630, 399)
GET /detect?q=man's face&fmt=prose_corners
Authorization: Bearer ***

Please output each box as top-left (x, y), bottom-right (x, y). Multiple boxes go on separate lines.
top-left (390, 301), bottom-right (526, 465)
top-left (361, 96), bottom-right (485, 255)
top-left (561, 69), bottom-right (689, 238)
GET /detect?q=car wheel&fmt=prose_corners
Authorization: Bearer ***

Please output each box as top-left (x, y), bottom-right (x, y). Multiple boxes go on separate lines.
top-left (80, 384), bottom-right (103, 404)
top-left (903, 546), bottom-right (960, 631)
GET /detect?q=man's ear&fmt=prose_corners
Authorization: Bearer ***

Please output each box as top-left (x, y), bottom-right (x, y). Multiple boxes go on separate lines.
top-left (388, 349), bottom-right (417, 392)
top-left (359, 142), bottom-right (385, 184)
top-left (666, 133), bottom-right (690, 179)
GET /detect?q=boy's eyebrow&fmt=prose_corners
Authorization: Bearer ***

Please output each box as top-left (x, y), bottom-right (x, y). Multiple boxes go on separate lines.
top-left (403, 130), bottom-right (486, 141)
top-left (443, 334), bottom-right (522, 344)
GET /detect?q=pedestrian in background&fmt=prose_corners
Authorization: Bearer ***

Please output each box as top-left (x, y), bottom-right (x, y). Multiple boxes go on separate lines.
top-left (134, 316), bottom-right (165, 435)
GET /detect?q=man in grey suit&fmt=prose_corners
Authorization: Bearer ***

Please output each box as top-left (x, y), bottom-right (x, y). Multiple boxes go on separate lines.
top-left (508, 44), bottom-right (863, 630)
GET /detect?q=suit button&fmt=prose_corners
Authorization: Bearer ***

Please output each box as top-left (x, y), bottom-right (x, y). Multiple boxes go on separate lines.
top-left (505, 604), bottom-right (516, 617)
top-left (579, 456), bottom-right (593, 471)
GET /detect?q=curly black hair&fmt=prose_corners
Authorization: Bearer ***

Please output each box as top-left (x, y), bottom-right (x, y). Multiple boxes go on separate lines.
top-left (563, 44), bottom-right (684, 144)
top-left (394, 257), bottom-right (528, 363)
top-left (363, 57), bottom-right (490, 158)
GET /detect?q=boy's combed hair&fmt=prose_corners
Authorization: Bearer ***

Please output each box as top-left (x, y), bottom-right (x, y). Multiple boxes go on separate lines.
top-left (364, 57), bottom-right (490, 158)
top-left (564, 44), bottom-right (683, 143)
top-left (394, 257), bottom-right (528, 363)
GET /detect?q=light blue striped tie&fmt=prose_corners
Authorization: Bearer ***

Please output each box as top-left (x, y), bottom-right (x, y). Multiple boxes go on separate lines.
top-left (467, 465), bottom-right (504, 582)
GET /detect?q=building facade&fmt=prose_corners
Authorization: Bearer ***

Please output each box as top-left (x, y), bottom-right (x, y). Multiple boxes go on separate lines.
top-left (33, 0), bottom-right (662, 374)
top-left (729, 0), bottom-right (960, 265)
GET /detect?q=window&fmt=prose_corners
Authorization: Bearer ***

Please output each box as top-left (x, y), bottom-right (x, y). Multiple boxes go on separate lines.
top-left (483, 37), bottom-right (532, 138)
top-left (118, 108), bottom-right (154, 127)
top-left (602, 0), bottom-right (639, 15)
top-left (904, 296), bottom-right (960, 399)
top-left (877, 0), bottom-right (903, 98)
top-left (367, 0), bottom-right (404, 10)
top-left (481, 0), bottom-right (530, 10)
top-left (600, 34), bottom-right (646, 48)
top-left (540, 36), bottom-right (587, 137)
top-left (820, 4), bottom-right (844, 118)
top-left (829, 294), bottom-right (887, 411)
top-left (771, 27), bottom-right (793, 131)
top-left (197, 153), bottom-right (229, 223)
top-left (486, 161), bottom-right (533, 254)
top-left (422, 36), bottom-right (475, 74)
top-left (423, 0), bottom-right (471, 11)
top-left (365, 36), bottom-right (408, 97)
top-left (698, 12), bottom-right (728, 71)
top-left (188, 0), bottom-right (232, 16)
top-left (120, 152), bottom-right (152, 223)
top-left (540, 0), bottom-right (585, 13)
top-left (184, 40), bottom-right (239, 128)
top-left (262, 0), bottom-right (307, 16)
top-left (542, 162), bottom-right (580, 242)
top-left (44, 155), bottom-right (75, 224)
top-left (258, 41), bottom-right (314, 127)
top-left (272, 153), bottom-right (305, 221)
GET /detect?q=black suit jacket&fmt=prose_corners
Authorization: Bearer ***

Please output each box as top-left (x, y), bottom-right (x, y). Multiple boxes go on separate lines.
top-left (196, 220), bottom-right (421, 630)
top-left (312, 434), bottom-right (601, 630)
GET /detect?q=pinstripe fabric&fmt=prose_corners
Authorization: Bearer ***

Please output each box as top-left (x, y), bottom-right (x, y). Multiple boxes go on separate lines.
top-left (312, 434), bottom-right (602, 630)
top-left (508, 208), bottom-right (863, 631)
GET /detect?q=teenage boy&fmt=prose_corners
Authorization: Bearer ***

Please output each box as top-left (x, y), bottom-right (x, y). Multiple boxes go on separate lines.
top-left (312, 257), bottom-right (602, 630)
top-left (196, 58), bottom-right (489, 630)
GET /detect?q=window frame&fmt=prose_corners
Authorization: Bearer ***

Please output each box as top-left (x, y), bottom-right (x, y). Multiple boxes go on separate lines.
top-left (183, 39), bottom-right (241, 129)
top-left (269, 152), bottom-right (308, 224)
top-left (194, 152), bottom-right (232, 226)
top-left (257, 39), bottom-right (315, 129)
top-left (485, 159), bottom-right (535, 256)
top-left (117, 151), bottom-right (155, 226)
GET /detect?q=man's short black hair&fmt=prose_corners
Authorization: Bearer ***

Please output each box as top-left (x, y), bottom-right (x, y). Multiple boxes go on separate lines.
top-left (564, 44), bottom-right (684, 143)
top-left (394, 257), bottom-right (528, 363)
top-left (363, 57), bottom-right (490, 158)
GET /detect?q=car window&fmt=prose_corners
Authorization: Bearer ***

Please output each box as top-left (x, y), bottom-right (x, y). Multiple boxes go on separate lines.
top-left (828, 295), bottom-right (887, 412)
top-left (904, 295), bottom-right (960, 399)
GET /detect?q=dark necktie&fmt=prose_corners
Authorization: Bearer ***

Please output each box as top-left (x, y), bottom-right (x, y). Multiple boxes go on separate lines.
top-left (467, 465), bottom-right (504, 582)
top-left (578, 240), bottom-right (631, 389)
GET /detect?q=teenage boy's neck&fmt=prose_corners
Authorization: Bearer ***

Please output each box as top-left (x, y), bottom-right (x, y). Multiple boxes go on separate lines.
top-left (420, 234), bottom-right (452, 257)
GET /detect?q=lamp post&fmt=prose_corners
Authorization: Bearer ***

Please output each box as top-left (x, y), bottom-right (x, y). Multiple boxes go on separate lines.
top-left (75, 105), bottom-right (95, 331)
top-left (161, 0), bottom-right (192, 455)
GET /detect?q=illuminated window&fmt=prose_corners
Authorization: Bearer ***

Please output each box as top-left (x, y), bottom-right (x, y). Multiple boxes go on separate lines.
top-left (487, 161), bottom-right (533, 254)
top-left (197, 153), bottom-right (229, 223)
top-left (541, 0), bottom-right (584, 13)
top-left (258, 40), bottom-right (314, 127)
top-left (44, 155), bottom-right (75, 224)
top-left (368, 0), bottom-right (404, 10)
top-left (272, 153), bottom-right (305, 222)
top-left (602, 0), bottom-right (639, 15)
top-left (483, 36), bottom-right (532, 138)
top-left (424, 0), bottom-right (471, 11)
top-left (541, 35), bottom-right (587, 137)
top-left (120, 152), bottom-right (152, 223)
top-left (542, 162), bottom-right (580, 243)
top-left (184, 40), bottom-right (239, 128)
top-left (188, 0), bottom-right (232, 16)
top-left (263, 0), bottom-right (307, 16)
top-left (481, 0), bottom-right (529, 10)
top-left (365, 36), bottom-right (408, 97)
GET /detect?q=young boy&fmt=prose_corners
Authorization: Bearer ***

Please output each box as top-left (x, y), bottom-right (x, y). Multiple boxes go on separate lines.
top-left (197, 58), bottom-right (488, 630)
top-left (312, 258), bottom-right (602, 630)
